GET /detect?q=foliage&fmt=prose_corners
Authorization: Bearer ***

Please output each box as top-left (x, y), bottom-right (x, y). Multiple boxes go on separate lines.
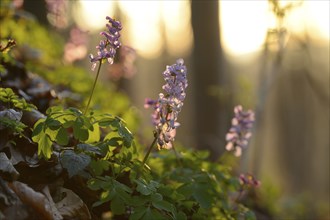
top-left (0, 87), bottom-right (36, 137)
top-left (0, 87), bottom-right (36, 111)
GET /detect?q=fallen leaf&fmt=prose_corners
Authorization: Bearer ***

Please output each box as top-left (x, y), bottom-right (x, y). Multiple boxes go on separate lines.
top-left (55, 187), bottom-right (91, 219)
top-left (8, 144), bottom-right (25, 165)
top-left (42, 186), bottom-right (63, 220)
top-left (8, 181), bottom-right (61, 220)
top-left (0, 177), bottom-right (18, 206)
top-left (0, 152), bottom-right (19, 181)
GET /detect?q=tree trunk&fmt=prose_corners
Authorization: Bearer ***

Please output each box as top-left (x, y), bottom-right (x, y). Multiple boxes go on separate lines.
top-left (190, 1), bottom-right (230, 158)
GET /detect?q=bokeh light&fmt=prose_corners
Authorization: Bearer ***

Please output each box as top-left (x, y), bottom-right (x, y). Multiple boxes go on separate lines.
top-left (74, 1), bottom-right (329, 57)
top-left (219, 1), bottom-right (271, 56)
top-left (118, 1), bottom-right (163, 58)
top-left (74, 1), bottom-right (114, 32)
top-left (220, 1), bottom-right (329, 56)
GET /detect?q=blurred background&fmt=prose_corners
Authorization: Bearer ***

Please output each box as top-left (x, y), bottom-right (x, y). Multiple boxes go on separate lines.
top-left (5, 0), bottom-right (330, 218)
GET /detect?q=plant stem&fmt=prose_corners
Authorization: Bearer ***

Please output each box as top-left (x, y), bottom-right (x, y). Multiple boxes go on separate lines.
top-left (172, 144), bottom-right (182, 167)
top-left (141, 131), bottom-right (159, 169)
top-left (84, 60), bottom-right (102, 115)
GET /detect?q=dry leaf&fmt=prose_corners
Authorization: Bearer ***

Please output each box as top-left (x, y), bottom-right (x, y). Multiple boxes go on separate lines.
top-left (8, 181), bottom-right (62, 220)
top-left (56, 187), bottom-right (91, 220)
top-left (0, 152), bottom-right (19, 181)
top-left (42, 186), bottom-right (63, 220)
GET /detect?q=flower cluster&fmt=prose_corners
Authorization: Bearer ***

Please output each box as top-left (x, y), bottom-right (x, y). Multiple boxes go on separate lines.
top-left (225, 105), bottom-right (255, 157)
top-left (145, 59), bottom-right (188, 149)
top-left (239, 173), bottom-right (261, 188)
top-left (89, 16), bottom-right (122, 71)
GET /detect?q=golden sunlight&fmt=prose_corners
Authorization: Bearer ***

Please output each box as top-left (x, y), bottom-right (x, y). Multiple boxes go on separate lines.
top-left (74, 1), bottom-right (114, 32)
top-left (161, 1), bottom-right (193, 57)
top-left (118, 1), bottom-right (192, 58)
top-left (219, 1), bottom-right (271, 56)
top-left (74, 1), bottom-right (328, 57)
top-left (118, 1), bottom-right (163, 59)
top-left (292, 1), bottom-right (330, 40)
top-left (220, 1), bottom-right (330, 56)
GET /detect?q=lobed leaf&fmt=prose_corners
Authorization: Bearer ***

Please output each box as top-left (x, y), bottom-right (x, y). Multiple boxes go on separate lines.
top-left (60, 150), bottom-right (91, 178)
top-left (110, 196), bottom-right (125, 215)
top-left (192, 183), bottom-right (213, 209)
top-left (56, 127), bottom-right (69, 145)
top-left (73, 122), bottom-right (89, 141)
top-left (152, 199), bottom-right (175, 214)
top-left (86, 123), bottom-right (100, 143)
top-left (37, 133), bottom-right (53, 159)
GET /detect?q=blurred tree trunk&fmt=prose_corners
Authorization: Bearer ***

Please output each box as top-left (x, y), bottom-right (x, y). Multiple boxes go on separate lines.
top-left (190, 1), bottom-right (230, 157)
top-left (23, 1), bottom-right (48, 25)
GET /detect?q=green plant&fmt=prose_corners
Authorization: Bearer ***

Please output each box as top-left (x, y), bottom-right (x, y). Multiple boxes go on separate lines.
top-left (0, 87), bottom-right (36, 138)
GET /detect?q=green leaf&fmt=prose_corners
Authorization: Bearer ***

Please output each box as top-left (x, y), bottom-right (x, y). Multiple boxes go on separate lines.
top-left (68, 107), bottom-right (82, 116)
top-left (152, 199), bottom-right (175, 213)
top-left (177, 184), bottom-right (193, 198)
top-left (245, 210), bottom-right (256, 220)
top-left (82, 116), bottom-right (93, 130)
top-left (46, 118), bottom-right (61, 130)
top-left (60, 150), bottom-right (91, 178)
top-left (98, 118), bottom-right (115, 127)
top-left (32, 119), bottom-right (45, 142)
top-left (73, 122), bottom-right (89, 141)
top-left (46, 106), bottom-right (63, 114)
top-left (118, 125), bottom-right (133, 148)
top-left (88, 177), bottom-right (112, 191)
top-left (142, 208), bottom-right (166, 220)
top-left (151, 193), bottom-right (163, 202)
top-left (45, 128), bottom-right (58, 141)
top-left (0, 116), bottom-right (26, 135)
top-left (111, 196), bottom-right (125, 215)
top-left (62, 120), bottom-right (74, 128)
top-left (106, 137), bottom-right (121, 146)
top-left (86, 123), bottom-right (100, 143)
top-left (129, 206), bottom-right (147, 220)
top-left (114, 180), bottom-right (133, 194)
top-left (56, 127), bottom-right (69, 145)
top-left (192, 184), bottom-right (213, 209)
top-left (89, 159), bottom-right (110, 176)
top-left (176, 211), bottom-right (187, 220)
top-left (134, 179), bottom-right (156, 196)
top-left (38, 133), bottom-right (53, 159)
top-left (77, 143), bottom-right (101, 155)
top-left (109, 117), bottom-right (121, 129)
top-left (0, 87), bottom-right (36, 111)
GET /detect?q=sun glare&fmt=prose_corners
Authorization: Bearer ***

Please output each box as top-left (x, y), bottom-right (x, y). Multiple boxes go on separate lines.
top-left (74, 1), bottom-right (114, 32)
top-left (219, 1), bottom-right (270, 56)
top-left (118, 1), bottom-right (163, 59)
top-left (303, 1), bottom-right (330, 40)
top-left (118, 1), bottom-right (192, 58)
top-left (75, 1), bottom-right (328, 57)
top-left (161, 1), bottom-right (193, 57)
top-left (220, 1), bottom-right (330, 56)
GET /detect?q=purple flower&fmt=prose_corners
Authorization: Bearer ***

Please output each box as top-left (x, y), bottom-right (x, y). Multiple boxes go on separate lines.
top-left (239, 173), bottom-right (261, 188)
top-left (225, 105), bottom-right (255, 157)
top-left (89, 17), bottom-right (122, 71)
top-left (144, 59), bottom-right (188, 149)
